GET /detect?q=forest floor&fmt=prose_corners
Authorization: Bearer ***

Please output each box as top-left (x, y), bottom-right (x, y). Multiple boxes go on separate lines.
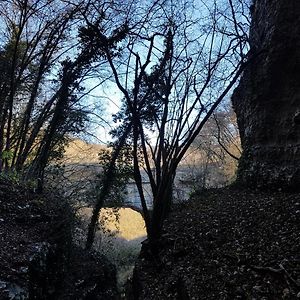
top-left (0, 177), bottom-right (60, 299)
top-left (0, 177), bottom-right (118, 299)
top-left (133, 187), bottom-right (300, 299)
top-left (1, 175), bottom-right (300, 299)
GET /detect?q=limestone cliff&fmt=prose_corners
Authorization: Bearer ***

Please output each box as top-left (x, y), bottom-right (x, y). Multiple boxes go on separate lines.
top-left (232, 0), bottom-right (300, 189)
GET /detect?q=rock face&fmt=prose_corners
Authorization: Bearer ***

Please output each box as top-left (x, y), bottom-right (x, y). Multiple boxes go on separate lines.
top-left (232, 0), bottom-right (300, 190)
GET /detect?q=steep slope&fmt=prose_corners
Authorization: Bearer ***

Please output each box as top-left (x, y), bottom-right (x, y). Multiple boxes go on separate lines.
top-left (131, 188), bottom-right (300, 299)
top-left (0, 177), bottom-right (72, 299)
top-left (0, 177), bottom-right (118, 299)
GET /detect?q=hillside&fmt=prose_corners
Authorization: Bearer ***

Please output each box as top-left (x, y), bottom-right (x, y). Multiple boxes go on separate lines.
top-left (132, 188), bottom-right (300, 299)
top-left (0, 177), bottom-right (71, 298)
top-left (63, 139), bottom-right (106, 164)
top-left (0, 178), bottom-right (118, 299)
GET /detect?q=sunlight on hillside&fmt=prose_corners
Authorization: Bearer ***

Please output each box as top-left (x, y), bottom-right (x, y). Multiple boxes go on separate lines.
top-left (78, 207), bottom-right (146, 291)
top-left (64, 139), bottom-right (105, 164)
top-left (78, 207), bottom-right (146, 241)
top-left (100, 208), bottom-right (146, 241)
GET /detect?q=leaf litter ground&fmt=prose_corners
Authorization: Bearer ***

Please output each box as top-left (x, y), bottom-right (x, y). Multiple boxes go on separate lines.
top-left (134, 187), bottom-right (300, 299)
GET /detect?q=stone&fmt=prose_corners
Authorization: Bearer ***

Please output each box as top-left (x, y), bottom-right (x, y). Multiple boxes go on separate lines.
top-left (232, 0), bottom-right (300, 190)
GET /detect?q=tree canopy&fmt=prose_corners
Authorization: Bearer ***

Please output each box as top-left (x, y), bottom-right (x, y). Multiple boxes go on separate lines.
top-left (0, 0), bottom-right (253, 249)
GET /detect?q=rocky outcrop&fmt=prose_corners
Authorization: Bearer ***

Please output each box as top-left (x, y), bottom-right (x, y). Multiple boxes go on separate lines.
top-left (232, 0), bottom-right (300, 190)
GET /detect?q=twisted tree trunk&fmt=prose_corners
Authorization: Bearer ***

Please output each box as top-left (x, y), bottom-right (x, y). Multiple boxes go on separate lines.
top-left (232, 0), bottom-right (300, 190)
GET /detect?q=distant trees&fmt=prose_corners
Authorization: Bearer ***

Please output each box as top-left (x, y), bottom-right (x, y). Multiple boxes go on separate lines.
top-left (85, 0), bottom-right (252, 250)
top-left (183, 104), bottom-right (241, 190)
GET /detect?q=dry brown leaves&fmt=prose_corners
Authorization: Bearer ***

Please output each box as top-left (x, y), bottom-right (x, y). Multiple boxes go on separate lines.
top-left (134, 188), bottom-right (300, 299)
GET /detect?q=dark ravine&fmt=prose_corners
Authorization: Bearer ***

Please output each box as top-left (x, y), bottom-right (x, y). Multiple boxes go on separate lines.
top-left (232, 0), bottom-right (300, 190)
top-left (0, 177), bottom-right (118, 299)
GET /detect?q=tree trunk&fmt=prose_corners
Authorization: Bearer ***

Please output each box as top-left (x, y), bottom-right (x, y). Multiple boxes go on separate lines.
top-left (232, 0), bottom-right (300, 190)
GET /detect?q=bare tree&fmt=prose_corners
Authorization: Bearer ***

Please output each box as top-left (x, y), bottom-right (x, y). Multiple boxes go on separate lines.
top-left (85, 0), bottom-right (253, 251)
top-left (182, 103), bottom-right (241, 190)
